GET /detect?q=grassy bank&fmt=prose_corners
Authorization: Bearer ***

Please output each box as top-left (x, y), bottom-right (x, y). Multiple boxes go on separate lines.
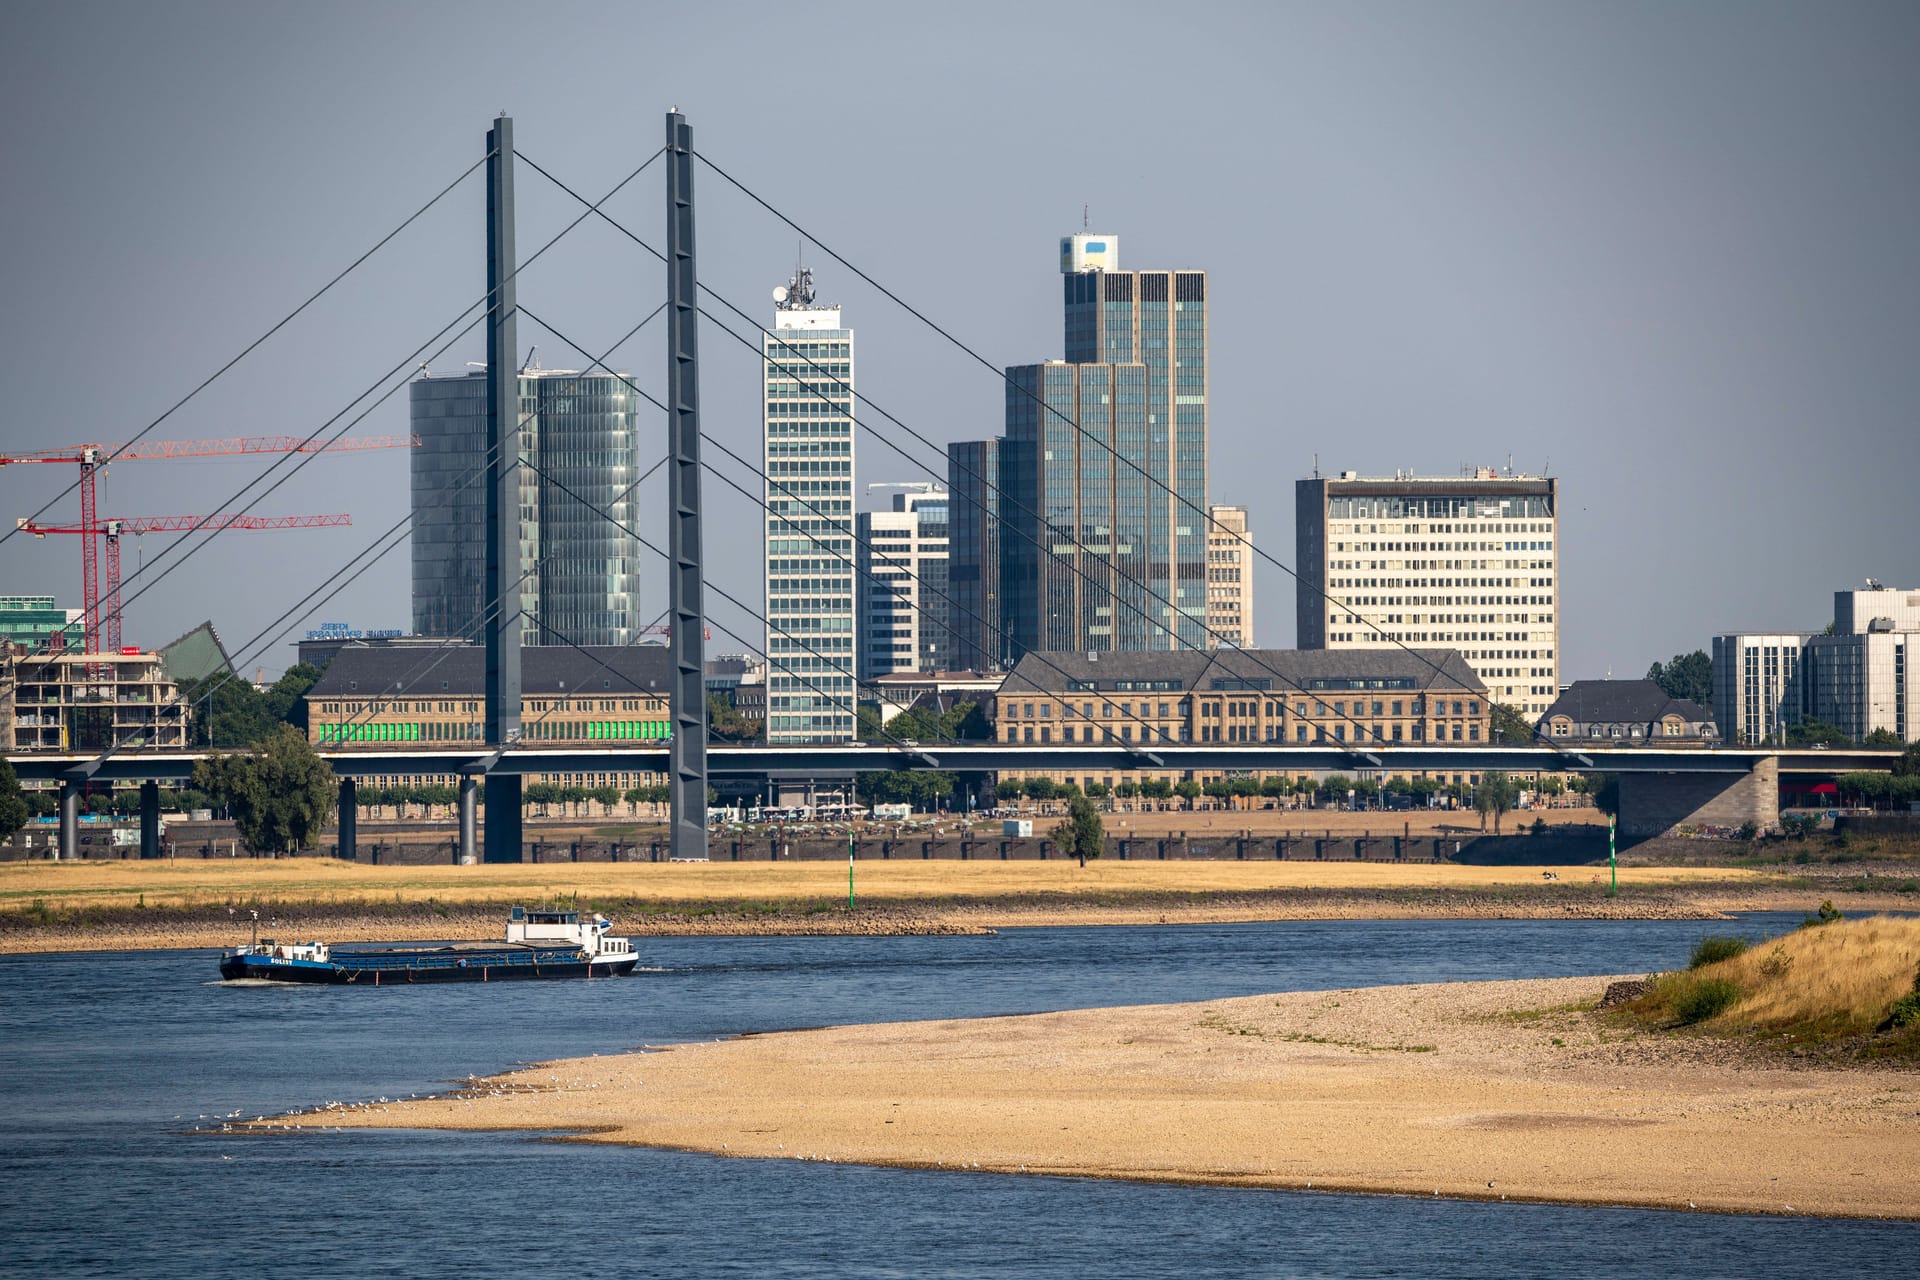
top-left (1616, 914), bottom-right (1920, 1063)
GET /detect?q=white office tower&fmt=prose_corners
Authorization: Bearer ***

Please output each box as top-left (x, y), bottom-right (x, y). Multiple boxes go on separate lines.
top-left (762, 266), bottom-right (856, 744)
top-left (857, 485), bottom-right (951, 680)
top-left (1712, 633), bottom-right (1812, 746)
top-left (1296, 469), bottom-right (1560, 723)
top-left (1802, 584), bottom-right (1919, 743)
top-left (1206, 505), bottom-right (1253, 647)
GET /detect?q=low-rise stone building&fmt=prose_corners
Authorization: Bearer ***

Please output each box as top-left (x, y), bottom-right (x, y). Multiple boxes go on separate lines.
top-left (993, 647), bottom-right (1491, 790)
top-left (304, 645), bottom-right (670, 792)
top-left (1538, 679), bottom-right (1719, 745)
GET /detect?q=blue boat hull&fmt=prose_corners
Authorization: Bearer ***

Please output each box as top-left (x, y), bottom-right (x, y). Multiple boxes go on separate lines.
top-left (218, 950), bottom-right (638, 984)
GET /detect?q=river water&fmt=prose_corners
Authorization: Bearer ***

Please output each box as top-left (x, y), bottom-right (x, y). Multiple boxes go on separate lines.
top-left (0, 915), bottom-right (1910, 1277)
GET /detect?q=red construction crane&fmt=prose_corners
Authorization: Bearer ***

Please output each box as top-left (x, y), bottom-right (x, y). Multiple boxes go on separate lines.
top-left (0, 435), bottom-right (410, 653)
top-left (16, 513), bottom-right (353, 653)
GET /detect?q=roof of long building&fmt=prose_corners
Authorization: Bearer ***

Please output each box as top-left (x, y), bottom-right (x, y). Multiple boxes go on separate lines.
top-left (308, 643), bottom-right (672, 699)
top-left (998, 648), bottom-right (1486, 696)
top-left (1542, 679), bottom-right (1714, 726)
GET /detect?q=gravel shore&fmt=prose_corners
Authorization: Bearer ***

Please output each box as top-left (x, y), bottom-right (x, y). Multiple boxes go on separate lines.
top-left (276, 974), bottom-right (1920, 1219)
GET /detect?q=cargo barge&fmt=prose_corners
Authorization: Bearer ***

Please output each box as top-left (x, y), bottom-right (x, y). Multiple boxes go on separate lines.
top-left (217, 907), bottom-right (638, 984)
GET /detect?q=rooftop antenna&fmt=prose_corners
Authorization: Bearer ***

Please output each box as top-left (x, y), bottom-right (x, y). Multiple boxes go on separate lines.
top-left (1083, 203), bottom-right (1089, 231)
top-left (1312, 452), bottom-right (1320, 478)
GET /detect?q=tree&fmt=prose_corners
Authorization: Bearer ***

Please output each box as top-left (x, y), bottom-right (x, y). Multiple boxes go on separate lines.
top-left (1647, 650), bottom-right (1713, 705)
top-left (708, 692), bottom-right (764, 743)
top-left (1051, 793), bottom-right (1104, 863)
top-left (1785, 718), bottom-right (1850, 748)
top-left (0, 760), bottom-right (29, 845)
top-left (192, 724), bottom-right (336, 855)
top-left (588, 785), bottom-right (622, 816)
top-left (1489, 703), bottom-right (1536, 745)
top-left (179, 663), bottom-right (324, 748)
top-left (1586, 772), bottom-right (1620, 817)
top-left (1113, 781), bottom-right (1140, 801)
top-left (1863, 728), bottom-right (1902, 749)
top-left (1140, 777), bottom-right (1173, 803)
top-left (1897, 743), bottom-right (1920, 778)
top-left (1172, 779), bottom-right (1202, 809)
top-left (1472, 770), bottom-right (1518, 833)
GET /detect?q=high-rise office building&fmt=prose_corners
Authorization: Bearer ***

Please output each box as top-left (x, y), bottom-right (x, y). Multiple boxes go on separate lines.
top-left (1801, 585), bottom-right (1917, 743)
top-left (1296, 469), bottom-right (1560, 722)
top-left (1060, 235), bottom-right (1210, 650)
top-left (763, 266), bottom-right (856, 744)
top-left (948, 234), bottom-right (1210, 666)
top-left (946, 439), bottom-right (1002, 670)
top-left (1712, 633), bottom-right (1811, 746)
top-left (1206, 505), bottom-right (1253, 647)
top-left (410, 365), bottom-right (640, 647)
top-left (856, 485), bottom-right (949, 680)
top-left (1001, 360), bottom-right (1155, 655)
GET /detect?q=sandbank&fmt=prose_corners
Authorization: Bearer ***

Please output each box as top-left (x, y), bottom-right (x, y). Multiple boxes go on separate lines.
top-left (275, 974), bottom-right (1920, 1220)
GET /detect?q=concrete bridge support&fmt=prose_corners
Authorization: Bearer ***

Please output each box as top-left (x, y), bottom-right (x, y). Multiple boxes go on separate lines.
top-left (337, 778), bottom-right (357, 862)
top-left (139, 781), bottom-right (160, 859)
top-left (458, 773), bottom-right (478, 864)
top-left (1616, 757), bottom-right (1779, 843)
top-left (58, 777), bottom-right (79, 860)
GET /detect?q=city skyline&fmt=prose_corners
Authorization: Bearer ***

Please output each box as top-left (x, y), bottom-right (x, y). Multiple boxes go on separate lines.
top-left (0, 3), bottom-right (1915, 683)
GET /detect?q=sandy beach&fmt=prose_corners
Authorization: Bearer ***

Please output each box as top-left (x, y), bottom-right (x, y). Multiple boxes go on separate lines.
top-left (275, 974), bottom-right (1920, 1220)
top-left (3, 858), bottom-right (1897, 953)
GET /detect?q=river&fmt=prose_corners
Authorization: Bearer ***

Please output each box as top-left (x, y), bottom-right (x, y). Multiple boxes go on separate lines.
top-left (0, 915), bottom-right (1908, 1276)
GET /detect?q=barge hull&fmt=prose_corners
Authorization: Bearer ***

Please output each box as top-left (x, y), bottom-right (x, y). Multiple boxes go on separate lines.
top-left (219, 956), bottom-right (639, 984)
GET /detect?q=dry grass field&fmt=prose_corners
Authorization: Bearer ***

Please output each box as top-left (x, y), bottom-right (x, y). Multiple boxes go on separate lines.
top-left (0, 855), bottom-right (1753, 916)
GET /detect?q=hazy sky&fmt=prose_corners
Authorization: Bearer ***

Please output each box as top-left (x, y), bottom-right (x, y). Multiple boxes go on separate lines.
top-left (2, 1), bottom-right (1915, 680)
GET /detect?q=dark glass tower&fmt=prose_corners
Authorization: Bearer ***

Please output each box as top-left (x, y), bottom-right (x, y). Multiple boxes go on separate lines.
top-left (1061, 263), bottom-right (1209, 650)
top-left (1001, 362), bottom-right (1152, 658)
top-left (410, 368), bottom-right (639, 647)
top-left (946, 438), bottom-right (1002, 670)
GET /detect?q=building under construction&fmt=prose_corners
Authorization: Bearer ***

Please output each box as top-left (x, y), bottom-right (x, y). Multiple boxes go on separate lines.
top-left (2, 647), bottom-right (188, 751)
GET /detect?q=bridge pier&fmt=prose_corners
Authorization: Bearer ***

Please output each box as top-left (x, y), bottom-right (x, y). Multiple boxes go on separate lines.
top-left (459, 773), bottom-right (478, 864)
top-left (139, 781), bottom-right (160, 859)
top-left (58, 776), bottom-right (79, 860)
top-left (337, 778), bottom-right (357, 862)
top-left (1617, 757), bottom-right (1779, 843)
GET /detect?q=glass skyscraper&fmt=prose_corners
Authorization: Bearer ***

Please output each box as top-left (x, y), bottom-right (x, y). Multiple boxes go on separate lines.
top-left (1060, 242), bottom-right (1210, 650)
top-left (763, 267), bottom-right (856, 744)
top-left (1001, 360), bottom-right (1154, 656)
top-left (410, 366), bottom-right (640, 647)
top-left (945, 438), bottom-right (1002, 670)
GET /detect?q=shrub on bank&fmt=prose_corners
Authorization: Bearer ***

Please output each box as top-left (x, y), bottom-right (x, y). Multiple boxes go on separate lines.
top-left (1689, 935), bottom-right (1751, 968)
top-left (1673, 976), bottom-right (1744, 1024)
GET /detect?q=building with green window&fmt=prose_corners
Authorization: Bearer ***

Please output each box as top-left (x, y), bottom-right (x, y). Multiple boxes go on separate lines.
top-left (0, 595), bottom-right (82, 650)
top-left (304, 643), bottom-right (670, 749)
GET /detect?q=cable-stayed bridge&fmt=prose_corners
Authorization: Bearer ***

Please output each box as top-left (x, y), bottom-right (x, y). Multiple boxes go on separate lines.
top-left (7, 110), bottom-right (1904, 863)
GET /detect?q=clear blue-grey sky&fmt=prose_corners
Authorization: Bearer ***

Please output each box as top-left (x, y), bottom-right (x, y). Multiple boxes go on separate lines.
top-left (1, 0), bottom-right (1915, 679)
